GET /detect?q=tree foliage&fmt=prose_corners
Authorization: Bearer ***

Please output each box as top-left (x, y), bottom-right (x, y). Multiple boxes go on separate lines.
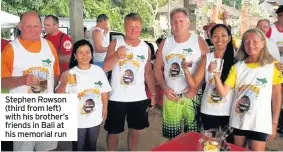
top-left (1, 0), bottom-right (169, 38)
top-left (222, 0), bottom-right (242, 10)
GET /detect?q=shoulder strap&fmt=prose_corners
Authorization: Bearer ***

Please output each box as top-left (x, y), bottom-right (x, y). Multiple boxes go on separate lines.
top-left (57, 33), bottom-right (65, 52)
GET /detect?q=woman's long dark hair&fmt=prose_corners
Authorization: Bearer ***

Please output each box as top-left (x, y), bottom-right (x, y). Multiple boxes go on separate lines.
top-left (210, 24), bottom-right (235, 83)
top-left (69, 39), bottom-right (94, 69)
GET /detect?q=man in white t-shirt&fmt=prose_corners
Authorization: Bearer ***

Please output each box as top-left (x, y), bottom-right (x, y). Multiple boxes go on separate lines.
top-left (103, 13), bottom-right (156, 151)
top-left (257, 19), bottom-right (280, 60)
top-left (1, 11), bottom-right (60, 151)
top-left (89, 14), bottom-right (110, 68)
top-left (154, 8), bottom-right (209, 139)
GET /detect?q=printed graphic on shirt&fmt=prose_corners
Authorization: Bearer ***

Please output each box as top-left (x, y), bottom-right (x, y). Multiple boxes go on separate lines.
top-left (63, 40), bottom-right (72, 50)
top-left (235, 80), bottom-right (262, 114)
top-left (119, 60), bottom-right (140, 85)
top-left (255, 78), bottom-right (268, 87)
top-left (136, 55), bottom-right (146, 62)
top-left (41, 58), bottom-right (52, 67)
top-left (78, 89), bottom-right (100, 115)
top-left (208, 88), bottom-right (223, 103)
top-left (94, 81), bottom-right (103, 88)
top-left (235, 95), bottom-right (251, 114)
top-left (183, 48), bottom-right (193, 55)
top-left (23, 67), bottom-right (50, 94)
top-left (165, 53), bottom-right (184, 78)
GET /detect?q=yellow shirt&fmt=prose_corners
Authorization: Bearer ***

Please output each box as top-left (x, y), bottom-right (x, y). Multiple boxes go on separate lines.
top-left (225, 62), bottom-right (283, 88)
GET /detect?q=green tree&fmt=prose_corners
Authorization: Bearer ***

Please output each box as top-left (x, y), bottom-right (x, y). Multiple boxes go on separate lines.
top-left (1, 0), bottom-right (170, 39)
top-left (222, 0), bottom-right (242, 10)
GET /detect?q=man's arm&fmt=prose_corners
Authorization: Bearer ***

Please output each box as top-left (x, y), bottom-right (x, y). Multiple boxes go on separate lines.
top-left (103, 39), bottom-right (119, 72)
top-left (145, 48), bottom-right (156, 105)
top-left (198, 36), bottom-right (209, 56)
top-left (92, 29), bottom-right (108, 53)
top-left (1, 44), bottom-right (27, 89)
top-left (154, 40), bottom-right (166, 89)
top-left (2, 76), bottom-right (27, 89)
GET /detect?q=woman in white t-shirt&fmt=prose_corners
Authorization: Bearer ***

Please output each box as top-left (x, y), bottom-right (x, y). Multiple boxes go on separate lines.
top-left (56, 39), bottom-right (111, 151)
top-left (182, 24), bottom-right (235, 130)
top-left (213, 28), bottom-right (282, 150)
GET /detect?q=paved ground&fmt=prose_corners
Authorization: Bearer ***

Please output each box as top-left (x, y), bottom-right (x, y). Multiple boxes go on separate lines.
top-left (55, 107), bottom-right (283, 151)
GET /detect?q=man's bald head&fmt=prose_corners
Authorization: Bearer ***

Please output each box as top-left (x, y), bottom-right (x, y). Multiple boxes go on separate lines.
top-left (18, 11), bottom-right (42, 41)
top-left (20, 11), bottom-right (42, 23)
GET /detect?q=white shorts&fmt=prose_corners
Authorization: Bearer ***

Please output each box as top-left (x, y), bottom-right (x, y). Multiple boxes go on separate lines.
top-left (13, 141), bottom-right (57, 151)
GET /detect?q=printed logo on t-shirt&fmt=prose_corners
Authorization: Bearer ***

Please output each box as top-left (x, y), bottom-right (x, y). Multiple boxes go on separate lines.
top-left (78, 89), bottom-right (100, 115)
top-left (41, 58), bottom-right (52, 67)
top-left (63, 40), bottom-right (72, 50)
top-left (136, 55), bottom-right (146, 62)
top-left (183, 48), bottom-right (193, 55)
top-left (165, 53), bottom-right (184, 78)
top-left (119, 60), bottom-right (140, 85)
top-left (235, 95), bottom-right (251, 114)
top-left (23, 67), bottom-right (49, 94)
top-left (235, 83), bottom-right (260, 114)
top-left (94, 81), bottom-right (103, 88)
top-left (255, 78), bottom-right (268, 87)
top-left (208, 87), bottom-right (223, 103)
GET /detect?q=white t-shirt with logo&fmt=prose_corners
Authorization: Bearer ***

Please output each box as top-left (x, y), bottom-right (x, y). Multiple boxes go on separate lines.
top-left (228, 62), bottom-right (274, 134)
top-left (10, 38), bottom-right (55, 93)
top-left (66, 65), bottom-right (111, 128)
top-left (109, 38), bottom-right (148, 102)
top-left (201, 52), bottom-right (234, 116)
top-left (162, 34), bottom-right (202, 93)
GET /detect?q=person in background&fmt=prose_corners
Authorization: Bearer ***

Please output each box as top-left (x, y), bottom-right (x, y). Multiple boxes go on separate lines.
top-left (203, 22), bottom-right (217, 52)
top-left (214, 28), bottom-right (282, 150)
top-left (103, 13), bottom-right (156, 151)
top-left (56, 39), bottom-right (111, 151)
top-left (257, 19), bottom-right (280, 61)
top-left (84, 26), bottom-right (88, 40)
top-left (266, 5), bottom-right (283, 56)
top-left (1, 38), bottom-right (9, 52)
top-left (1, 11), bottom-right (60, 151)
top-left (89, 14), bottom-right (110, 68)
top-left (44, 15), bottom-right (73, 73)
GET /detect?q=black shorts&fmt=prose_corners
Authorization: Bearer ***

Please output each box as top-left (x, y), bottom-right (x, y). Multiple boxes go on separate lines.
top-left (201, 113), bottom-right (230, 130)
top-left (104, 99), bottom-right (149, 134)
top-left (233, 128), bottom-right (268, 142)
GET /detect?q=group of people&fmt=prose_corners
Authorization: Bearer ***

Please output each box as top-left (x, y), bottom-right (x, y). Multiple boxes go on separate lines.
top-left (1, 5), bottom-right (283, 151)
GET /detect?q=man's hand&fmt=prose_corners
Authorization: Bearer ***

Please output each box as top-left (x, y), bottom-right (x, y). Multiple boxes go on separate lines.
top-left (26, 74), bottom-right (39, 87)
top-left (59, 71), bottom-right (69, 84)
top-left (164, 87), bottom-right (179, 101)
top-left (268, 124), bottom-right (278, 142)
top-left (102, 108), bottom-right (107, 121)
top-left (116, 46), bottom-right (127, 59)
